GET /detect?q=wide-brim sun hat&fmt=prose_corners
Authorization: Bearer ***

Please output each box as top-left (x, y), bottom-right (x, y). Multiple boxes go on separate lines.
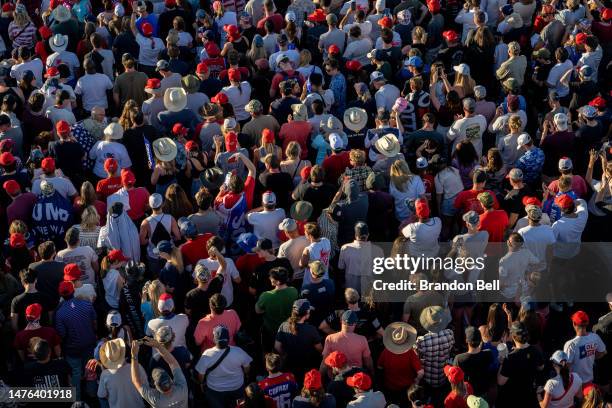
top-left (100, 338), bottom-right (126, 370)
top-left (343, 107), bottom-right (367, 132)
top-left (420, 306), bottom-right (452, 333)
top-left (153, 137), bottom-right (178, 162)
top-left (374, 134), bottom-right (400, 157)
top-left (53, 5), bottom-right (71, 23)
top-left (163, 87), bottom-right (188, 112)
top-left (383, 322), bottom-right (417, 354)
top-left (49, 33), bottom-right (69, 53)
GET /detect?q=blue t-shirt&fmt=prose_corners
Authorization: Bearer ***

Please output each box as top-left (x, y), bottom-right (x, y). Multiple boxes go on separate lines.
top-left (136, 14), bottom-right (159, 37)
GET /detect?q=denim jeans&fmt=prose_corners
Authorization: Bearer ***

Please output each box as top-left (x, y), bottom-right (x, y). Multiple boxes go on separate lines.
top-left (205, 387), bottom-right (244, 408)
top-left (65, 355), bottom-right (96, 400)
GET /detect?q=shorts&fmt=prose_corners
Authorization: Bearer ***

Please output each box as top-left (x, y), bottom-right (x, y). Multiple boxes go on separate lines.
top-left (441, 196), bottom-right (458, 217)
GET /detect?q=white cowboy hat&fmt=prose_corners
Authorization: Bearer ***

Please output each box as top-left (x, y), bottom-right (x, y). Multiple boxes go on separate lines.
top-left (100, 338), bottom-right (126, 370)
top-left (163, 87), bottom-right (188, 112)
top-left (49, 34), bottom-right (68, 53)
top-left (383, 322), bottom-right (417, 354)
top-left (53, 5), bottom-right (71, 22)
top-left (153, 137), bottom-right (178, 162)
top-left (343, 107), bottom-right (367, 132)
top-left (104, 122), bottom-right (124, 140)
top-left (375, 134), bottom-right (401, 157)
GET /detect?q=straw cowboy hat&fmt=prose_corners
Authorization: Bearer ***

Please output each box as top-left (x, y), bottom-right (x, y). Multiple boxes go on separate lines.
top-left (49, 34), bottom-right (68, 53)
top-left (383, 322), bottom-right (417, 354)
top-left (182, 75), bottom-right (201, 94)
top-left (163, 87), bottom-right (188, 112)
top-left (53, 5), bottom-right (71, 23)
top-left (100, 338), bottom-right (126, 370)
top-left (153, 137), bottom-right (178, 162)
top-left (375, 134), bottom-right (401, 157)
top-left (104, 122), bottom-right (124, 140)
top-left (343, 107), bottom-right (367, 132)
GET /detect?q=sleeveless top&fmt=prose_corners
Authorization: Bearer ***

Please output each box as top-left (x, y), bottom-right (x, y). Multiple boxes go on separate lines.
top-left (146, 213), bottom-right (172, 258)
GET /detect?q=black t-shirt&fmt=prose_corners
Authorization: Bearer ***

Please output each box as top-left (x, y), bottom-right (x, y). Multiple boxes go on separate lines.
top-left (331, 194), bottom-right (369, 246)
top-left (48, 140), bottom-right (84, 179)
top-left (123, 125), bottom-right (159, 185)
top-left (31, 260), bottom-right (65, 310)
top-left (325, 306), bottom-right (382, 340)
top-left (454, 350), bottom-right (494, 396)
top-left (249, 258), bottom-right (293, 296)
top-left (300, 279), bottom-right (335, 326)
top-left (276, 321), bottom-right (322, 371)
top-left (113, 31), bottom-right (140, 64)
top-left (327, 367), bottom-right (364, 408)
top-left (258, 171), bottom-right (294, 211)
top-left (183, 276), bottom-right (223, 322)
top-left (271, 96), bottom-right (301, 125)
top-left (11, 291), bottom-right (51, 330)
top-left (21, 359), bottom-right (71, 387)
top-left (294, 183), bottom-right (336, 221)
top-left (498, 345), bottom-right (544, 408)
top-left (503, 185), bottom-right (534, 220)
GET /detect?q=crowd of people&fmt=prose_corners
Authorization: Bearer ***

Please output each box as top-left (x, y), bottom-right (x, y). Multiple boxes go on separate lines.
top-left (0, 0), bottom-right (612, 406)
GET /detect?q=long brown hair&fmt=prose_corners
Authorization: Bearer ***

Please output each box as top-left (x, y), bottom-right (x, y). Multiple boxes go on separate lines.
top-left (163, 183), bottom-right (194, 219)
top-left (301, 388), bottom-right (325, 407)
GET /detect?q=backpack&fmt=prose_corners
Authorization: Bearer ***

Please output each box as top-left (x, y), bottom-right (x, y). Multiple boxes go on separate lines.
top-left (150, 214), bottom-right (171, 247)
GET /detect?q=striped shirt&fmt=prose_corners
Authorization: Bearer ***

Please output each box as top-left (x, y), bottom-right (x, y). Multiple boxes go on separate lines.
top-left (55, 297), bottom-right (97, 357)
top-left (8, 21), bottom-right (37, 49)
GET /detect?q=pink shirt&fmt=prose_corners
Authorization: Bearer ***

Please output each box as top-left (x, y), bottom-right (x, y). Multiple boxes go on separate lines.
top-left (548, 175), bottom-right (588, 199)
top-left (194, 309), bottom-right (242, 351)
top-left (322, 331), bottom-right (371, 368)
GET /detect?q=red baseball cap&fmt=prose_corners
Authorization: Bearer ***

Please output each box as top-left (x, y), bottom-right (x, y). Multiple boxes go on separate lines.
top-left (145, 78), bottom-right (161, 90)
top-left (444, 365), bottom-right (464, 385)
top-left (63, 263), bottom-right (82, 281)
top-left (583, 383), bottom-right (598, 397)
top-left (0, 138), bottom-right (15, 152)
top-left (346, 372), bottom-right (372, 390)
top-left (185, 140), bottom-right (198, 151)
top-left (324, 351), bottom-right (347, 368)
top-left (300, 165), bottom-right (312, 181)
top-left (25, 303), bottom-right (43, 320)
top-left (262, 128), bottom-right (274, 144)
top-left (307, 9), bottom-right (327, 22)
top-left (345, 60), bottom-right (362, 71)
top-left (542, 4), bottom-right (555, 14)
top-left (39, 25), bottom-right (53, 40)
top-left (108, 249), bottom-right (129, 263)
top-left (56, 120), bottom-right (71, 135)
top-left (196, 62), bottom-right (209, 74)
top-left (211, 92), bottom-right (228, 104)
top-left (443, 30), bottom-right (458, 42)
top-left (602, 8), bottom-right (612, 20)
top-left (104, 158), bottom-right (118, 173)
top-left (0, 151), bottom-right (15, 166)
top-left (378, 16), bottom-right (393, 28)
top-left (172, 123), bottom-right (188, 136)
top-left (45, 66), bottom-right (60, 78)
top-left (554, 194), bottom-right (574, 210)
top-left (225, 132), bottom-right (238, 152)
top-left (415, 198), bottom-right (430, 219)
top-left (9, 232), bottom-right (26, 249)
top-left (589, 96), bottom-right (606, 109)
top-left (228, 68), bottom-right (241, 82)
top-left (522, 196), bottom-right (542, 207)
top-left (575, 32), bottom-right (587, 45)
top-left (3, 179), bottom-right (20, 196)
top-left (1, 3), bottom-right (15, 12)
top-left (121, 169), bottom-right (136, 186)
top-left (427, 0), bottom-right (441, 13)
top-left (165, 0), bottom-right (176, 7)
top-left (58, 281), bottom-right (75, 297)
top-left (142, 22), bottom-right (154, 36)
top-left (303, 369), bottom-right (322, 390)
top-left (328, 44), bottom-right (340, 55)
top-left (571, 310), bottom-right (589, 326)
top-left (41, 157), bottom-right (56, 172)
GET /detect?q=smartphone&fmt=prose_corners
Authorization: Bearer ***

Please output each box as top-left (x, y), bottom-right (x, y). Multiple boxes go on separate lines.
top-left (350, 1), bottom-right (356, 10)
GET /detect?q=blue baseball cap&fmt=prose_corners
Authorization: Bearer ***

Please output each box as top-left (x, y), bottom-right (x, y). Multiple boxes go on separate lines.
top-left (293, 299), bottom-right (313, 315)
top-left (213, 325), bottom-right (230, 345)
top-left (178, 217), bottom-right (197, 238)
top-left (156, 240), bottom-right (173, 254)
top-left (196, 9), bottom-right (206, 18)
top-left (341, 310), bottom-right (358, 325)
top-left (237, 232), bottom-right (258, 253)
top-left (407, 55), bottom-right (423, 68)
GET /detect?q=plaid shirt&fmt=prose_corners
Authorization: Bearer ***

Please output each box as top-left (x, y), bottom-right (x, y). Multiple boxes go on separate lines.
top-left (416, 329), bottom-right (455, 387)
top-left (343, 166), bottom-right (373, 192)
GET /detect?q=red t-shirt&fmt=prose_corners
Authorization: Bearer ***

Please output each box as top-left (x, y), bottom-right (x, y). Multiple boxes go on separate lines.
top-left (377, 348), bottom-right (422, 391)
top-left (279, 121), bottom-right (312, 159)
top-left (322, 152), bottom-right (351, 185)
top-left (547, 175), bottom-right (588, 199)
top-left (216, 175), bottom-right (255, 210)
top-left (96, 176), bottom-right (122, 201)
top-left (14, 326), bottom-right (62, 356)
top-left (271, 70), bottom-right (305, 97)
top-left (444, 382), bottom-right (474, 408)
top-left (422, 173), bottom-right (435, 200)
top-left (235, 253), bottom-right (265, 294)
top-left (218, 66), bottom-right (250, 82)
top-left (256, 13), bottom-right (285, 34)
top-left (180, 234), bottom-right (213, 268)
top-left (127, 187), bottom-right (150, 221)
top-left (479, 209), bottom-right (509, 242)
top-left (454, 189), bottom-right (499, 215)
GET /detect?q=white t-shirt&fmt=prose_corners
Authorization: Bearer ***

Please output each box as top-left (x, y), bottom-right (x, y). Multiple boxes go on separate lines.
top-left (546, 60), bottom-right (573, 98)
top-left (45, 106), bottom-right (76, 129)
top-left (146, 314), bottom-right (190, 348)
top-left (543, 372), bottom-right (582, 408)
top-left (177, 31), bottom-right (193, 47)
top-left (135, 33), bottom-right (165, 67)
top-left (513, 213), bottom-right (552, 231)
top-left (221, 82), bottom-right (252, 121)
top-left (46, 51), bottom-right (80, 82)
top-left (97, 363), bottom-right (146, 408)
top-left (196, 258), bottom-right (240, 307)
top-left (195, 346), bottom-right (252, 392)
top-left (402, 218), bottom-right (442, 258)
top-left (375, 32), bottom-right (402, 48)
top-left (447, 114), bottom-right (488, 157)
top-left (10, 58), bottom-right (44, 87)
top-left (343, 38), bottom-right (372, 66)
top-left (268, 49), bottom-right (300, 72)
top-left (343, 21), bottom-right (373, 39)
top-left (303, 238), bottom-right (331, 285)
top-left (498, 247), bottom-right (539, 299)
top-left (247, 209), bottom-right (286, 248)
top-left (551, 199), bottom-right (588, 259)
top-left (338, 240), bottom-right (384, 277)
top-left (56, 246), bottom-right (98, 286)
top-left (434, 167), bottom-right (464, 200)
top-left (102, 268), bottom-right (121, 309)
top-left (563, 333), bottom-right (606, 382)
top-left (390, 176), bottom-right (426, 221)
top-left (75, 73), bottom-right (113, 111)
top-left (32, 176), bottom-right (77, 199)
top-left (374, 84), bottom-right (401, 112)
top-left (518, 224), bottom-right (556, 271)
top-left (89, 141), bottom-right (133, 178)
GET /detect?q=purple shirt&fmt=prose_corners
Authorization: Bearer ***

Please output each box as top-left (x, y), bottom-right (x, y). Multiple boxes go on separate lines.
top-left (7, 192), bottom-right (37, 225)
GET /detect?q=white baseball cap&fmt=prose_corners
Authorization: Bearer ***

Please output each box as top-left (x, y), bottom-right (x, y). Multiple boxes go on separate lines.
top-left (553, 112), bottom-right (568, 130)
top-left (329, 133), bottom-right (344, 150)
top-left (149, 193), bottom-right (163, 209)
top-left (416, 157), bottom-right (428, 169)
top-left (517, 133), bottom-right (531, 149)
top-left (262, 191), bottom-right (277, 205)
